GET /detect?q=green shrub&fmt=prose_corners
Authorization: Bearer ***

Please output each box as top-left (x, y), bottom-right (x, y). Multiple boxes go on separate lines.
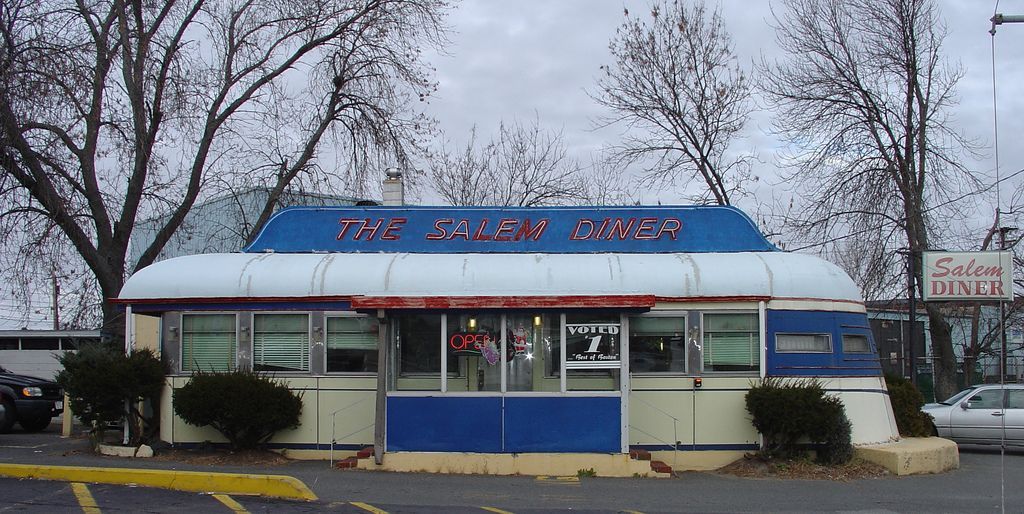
top-left (56, 344), bottom-right (166, 446)
top-left (885, 373), bottom-right (934, 437)
top-left (745, 377), bottom-right (852, 465)
top-left (172, 369), bottom-right (302, 450)
top-left (817, 411), bottom-right (854, 465)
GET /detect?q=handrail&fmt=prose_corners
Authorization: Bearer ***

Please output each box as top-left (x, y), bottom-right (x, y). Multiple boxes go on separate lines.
top-left (628, 395), bottom-right (681, 471)
top-left (330, 397), bottom-right (373, 468)
top-left (631, 394), bottom-right (682, 424)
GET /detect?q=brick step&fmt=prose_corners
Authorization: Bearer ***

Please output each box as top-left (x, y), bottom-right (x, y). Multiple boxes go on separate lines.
top-left (356, 447), bottom-right (374, 459)
top-left (629, 448), bottom-right (652, 461)
top-left (650, 460), bottom-right (673, 475)
top-left (335, 457), bottom-right (359, 469)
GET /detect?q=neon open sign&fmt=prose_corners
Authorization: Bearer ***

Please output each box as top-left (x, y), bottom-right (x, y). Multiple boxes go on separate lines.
top-left (448, 332), bottom-right (493, 355)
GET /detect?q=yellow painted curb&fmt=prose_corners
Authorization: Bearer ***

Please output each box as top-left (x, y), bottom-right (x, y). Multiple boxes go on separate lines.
top-left (0, 463), bottom-right (317, 501)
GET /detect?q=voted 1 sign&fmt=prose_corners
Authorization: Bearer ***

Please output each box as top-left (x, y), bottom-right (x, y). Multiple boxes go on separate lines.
top-left (565, 323), bottom-right (621, 369)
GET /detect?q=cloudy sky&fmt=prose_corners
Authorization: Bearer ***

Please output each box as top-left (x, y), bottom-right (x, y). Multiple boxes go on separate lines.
top-left (4, 1), bottom-right (1022, 330)
top-left (420, 0), bottom-right (1024, 225)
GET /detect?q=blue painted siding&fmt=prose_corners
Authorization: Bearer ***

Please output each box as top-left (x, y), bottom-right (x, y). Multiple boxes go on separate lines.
top-left (504, 396), bottom-right (620, 452)
top-left (386, 396), bottom-right (621, 453)
top-left (387, 396), bottom-right (503, 452)
top-left (766, 310), bottom-right (881, 376)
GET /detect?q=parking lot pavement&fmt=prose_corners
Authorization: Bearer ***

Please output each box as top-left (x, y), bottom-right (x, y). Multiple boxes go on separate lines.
top-left (4, 422), bottom-right (1024, 513)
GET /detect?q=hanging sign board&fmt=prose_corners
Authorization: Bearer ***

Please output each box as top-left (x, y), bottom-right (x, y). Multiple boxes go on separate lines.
top-left (922, 251), bottom-right (1014, 301)
top-left (565, 323), bottom-right (620, 369)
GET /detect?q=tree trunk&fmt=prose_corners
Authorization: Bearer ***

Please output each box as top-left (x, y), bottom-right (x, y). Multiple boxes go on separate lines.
top-left (99, 278), bottom-right (127, 349)
top-left (962, 353), bottom-right (978, 387)
top-left (926, 302), bottom-right (956, 401)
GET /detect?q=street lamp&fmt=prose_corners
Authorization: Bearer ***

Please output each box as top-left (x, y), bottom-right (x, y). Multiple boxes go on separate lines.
top-left (990, 13), bottom-right (1024, 34)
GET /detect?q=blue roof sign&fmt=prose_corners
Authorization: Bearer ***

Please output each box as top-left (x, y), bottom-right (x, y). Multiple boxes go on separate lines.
top-left (243, 206), bottom-right (777, 254)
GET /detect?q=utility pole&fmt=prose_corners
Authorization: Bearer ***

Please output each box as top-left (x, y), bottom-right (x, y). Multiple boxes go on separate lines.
top-left (898, 248), bottom-right (917, 385)
top-left (51, 270), bottom-right (59, 330)
top-left (908, 250), bottom-right (917, 385)
top-left (998, 226), bottom-right (1017, 382)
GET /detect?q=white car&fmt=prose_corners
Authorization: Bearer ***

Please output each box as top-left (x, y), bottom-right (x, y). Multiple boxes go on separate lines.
top-left (922, 384), bottom-right (1024, 446)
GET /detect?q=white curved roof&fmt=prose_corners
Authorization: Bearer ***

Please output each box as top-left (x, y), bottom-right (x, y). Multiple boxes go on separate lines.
top-left (119, 252), bottom-right (863, 303)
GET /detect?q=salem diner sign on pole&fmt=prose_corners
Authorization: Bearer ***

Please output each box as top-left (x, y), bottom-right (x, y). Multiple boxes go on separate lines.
top-left (922, 251), bottom-right (1014, 301)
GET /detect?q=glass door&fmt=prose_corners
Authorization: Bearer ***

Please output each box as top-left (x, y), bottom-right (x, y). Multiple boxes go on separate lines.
top-left (446, 313), bottom-right (501, 392)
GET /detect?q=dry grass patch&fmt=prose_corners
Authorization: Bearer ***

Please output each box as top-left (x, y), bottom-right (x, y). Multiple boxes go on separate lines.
top-left (716, 454), bottom-right (890, 480)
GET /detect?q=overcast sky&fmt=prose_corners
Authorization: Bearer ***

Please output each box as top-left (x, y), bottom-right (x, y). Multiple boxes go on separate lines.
top-left (6, 1), bottom-right (1023, 330)
top-left (419, 0), bottom-right (1024, 225)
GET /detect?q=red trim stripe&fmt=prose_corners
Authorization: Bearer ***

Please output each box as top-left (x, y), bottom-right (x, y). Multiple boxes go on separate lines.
top-left (349, 295), bottom-right (657, 309)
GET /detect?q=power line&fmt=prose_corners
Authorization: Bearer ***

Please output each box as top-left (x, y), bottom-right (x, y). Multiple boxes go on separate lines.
top-left (787, 167), bottom-right (1024, 252)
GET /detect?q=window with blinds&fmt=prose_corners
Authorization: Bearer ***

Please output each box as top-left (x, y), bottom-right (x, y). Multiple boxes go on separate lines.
top-left (842, 334), bottom-right (872, 353)
top-left (253, 313), bottom-right (310, 372)
top-left (181, 314), bottom-right (236, 372)
top-left (702, 313), bottom-right (759, 372)
top-left (776, 333), bottom-right (832, 353)
top-left (326, 316), bottom-right (378, 373)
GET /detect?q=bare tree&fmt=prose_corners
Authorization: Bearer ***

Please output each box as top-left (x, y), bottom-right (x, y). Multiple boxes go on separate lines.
top-left (578, 158), bottom-right (639, 207)
top-left (428, 118), bottom-right (588, 207)
top-left (593, 0), bottom-right (753, 205)
top-left (954, 207), bottom-right (1024, 386)
top-left (0, 0), bottom-right (448, 334)
top-left (762, 0), bottom-right (979, 399)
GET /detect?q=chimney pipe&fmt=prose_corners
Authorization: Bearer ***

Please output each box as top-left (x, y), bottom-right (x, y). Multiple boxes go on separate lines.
top-left (382, 168), bottom-right (404, 206)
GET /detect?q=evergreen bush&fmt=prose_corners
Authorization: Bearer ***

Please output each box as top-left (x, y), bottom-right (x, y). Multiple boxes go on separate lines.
top-left (56, 344), bottom-right (166, 446)
top-left (885, 373), bottom-right (934, 437)
top-left (172, 369), bottom-right (302, 450)
top-left (745, 377), bottom-right (853, 465)
top-left (817, 411), bottom-right (854, 465)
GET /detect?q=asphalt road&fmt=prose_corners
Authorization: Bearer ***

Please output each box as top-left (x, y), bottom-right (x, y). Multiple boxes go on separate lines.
top-left (1, 423), bottom-right (1022, 513)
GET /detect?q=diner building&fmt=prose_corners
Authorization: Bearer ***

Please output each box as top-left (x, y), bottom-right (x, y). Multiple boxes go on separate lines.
top-left (116, 205), bottom-right (899, 474)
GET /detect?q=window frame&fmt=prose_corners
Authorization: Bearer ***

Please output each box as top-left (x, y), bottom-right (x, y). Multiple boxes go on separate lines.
top-left (563, 312), bottom-right (622, 392)
top-left (324, 312), bottom-right (379, 375)
top-left (965, 388), bottom-right (1005, 409)
top-left (700, 310), bottom-right (760, 374)
top-left (841, 333), bottom-right (872, 354)
top-left (252, 311), bottom-right (312, 373)
top-left (179, 312), bottom-right (238, 373)
top-left (627, 312), bottom-right (688, 375)
top-left (1006, 389), bottom-right (1024, 409)
top-left (775, 332), bottom-right (833, 353)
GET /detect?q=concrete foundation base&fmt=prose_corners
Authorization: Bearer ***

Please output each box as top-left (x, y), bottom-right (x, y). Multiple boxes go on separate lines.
top-left (855, 437), bottom-right (959, 475)
top-left (356, 452), bottom-right (670, 477)
top-left (647, 450), bottom-right (746, 471)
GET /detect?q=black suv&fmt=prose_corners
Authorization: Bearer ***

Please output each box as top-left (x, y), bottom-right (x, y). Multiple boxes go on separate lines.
top-left (0, 365), bottom-right (63, 432)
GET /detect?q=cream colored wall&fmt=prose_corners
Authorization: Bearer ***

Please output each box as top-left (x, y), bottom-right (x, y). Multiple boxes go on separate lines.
top-left (160, 376), bottom-right (376, 448)
top-left (162, 376), bottom-right (227, 444)
top-left (317, 378), bottom-right (377, 443)
top-left (133, 314), bottom-right (160, 354)
top-left (629, 376), bottom-right (758, 448)
top-left (628, 375), bottom-right (900, 449)
top-left (395, 377), bottom-right (441, 390)
top-left (159, 374), bottom-right (896, 451)
top-left (822, 376), bottom-right (899, 444)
